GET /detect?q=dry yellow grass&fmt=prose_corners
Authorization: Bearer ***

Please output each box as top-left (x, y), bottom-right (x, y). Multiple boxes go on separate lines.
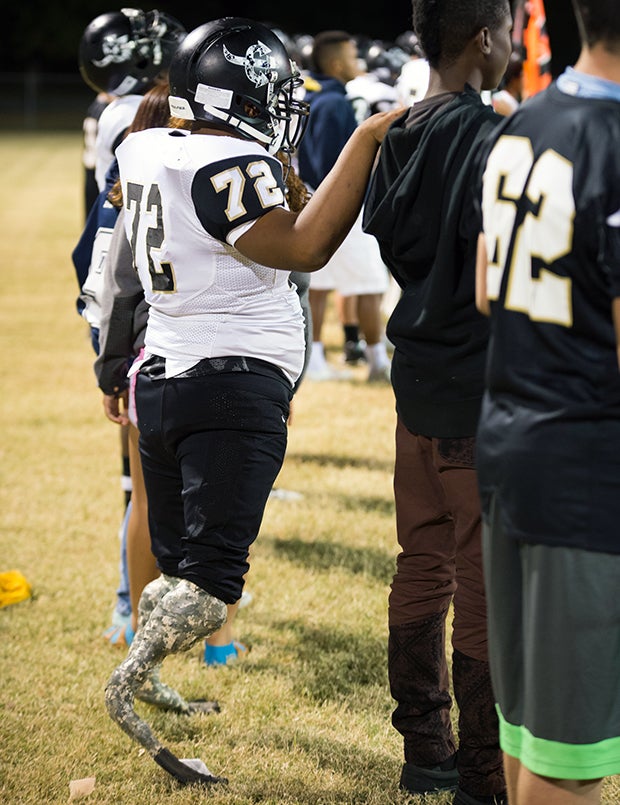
top-left (0, 132), bottom-right (618, 805)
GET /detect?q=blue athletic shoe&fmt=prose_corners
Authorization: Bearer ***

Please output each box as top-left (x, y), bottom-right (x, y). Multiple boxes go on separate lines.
top-left (203, 641), bottom-right (248, 666)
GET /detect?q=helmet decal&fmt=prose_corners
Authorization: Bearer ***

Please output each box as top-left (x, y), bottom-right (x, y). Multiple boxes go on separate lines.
top-left (92, 34), bottom-right (134, 68)
top-left (168, 18), bottom-right (309, 154)
top-left (80, 9), bottom-right (185, 94)
top-left (222, 41), bottom-right (278, 88)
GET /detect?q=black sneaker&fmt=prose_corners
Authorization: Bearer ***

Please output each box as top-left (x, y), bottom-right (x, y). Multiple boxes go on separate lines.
top-left (452, 788), bottom-right (508, 805)
top-left (399, 753), bottom-right (459, 795)
top-left (343, 339), bottom-right (367, 364)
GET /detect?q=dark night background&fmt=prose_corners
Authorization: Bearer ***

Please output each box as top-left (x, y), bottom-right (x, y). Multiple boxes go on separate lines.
top-left (5, 0), bottom-right (579, 72)
top-left (4, 1), bottom-right (417, 72)
top-left (2, 0), bottom-right (580, 129)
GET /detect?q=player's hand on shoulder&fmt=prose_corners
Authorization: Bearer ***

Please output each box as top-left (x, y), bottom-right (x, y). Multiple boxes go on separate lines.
top-left (357, 105), bottom-right (407, 144)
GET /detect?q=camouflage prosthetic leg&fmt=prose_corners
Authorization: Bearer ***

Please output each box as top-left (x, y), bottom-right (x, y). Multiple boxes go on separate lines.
top-left (133, 575), bottom-right (219, 715)
top-left (105, 579), bottom-right (228, 785)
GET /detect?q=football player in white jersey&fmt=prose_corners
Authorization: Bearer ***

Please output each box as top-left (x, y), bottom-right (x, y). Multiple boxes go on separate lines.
top-left (79, 7), bottom-right (186, 192)
top-left (103, 17), bottom-right (403, 787)
top-left (77, 9), bottom-right (187, 649)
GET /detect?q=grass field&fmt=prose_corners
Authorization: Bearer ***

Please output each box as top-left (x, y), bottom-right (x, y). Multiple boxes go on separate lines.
top-left (0, 133), bottom-right (618, 805)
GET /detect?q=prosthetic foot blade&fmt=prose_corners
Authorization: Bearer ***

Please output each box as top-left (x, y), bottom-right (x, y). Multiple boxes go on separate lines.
top-left (153, 747), bottom-right (227, 786)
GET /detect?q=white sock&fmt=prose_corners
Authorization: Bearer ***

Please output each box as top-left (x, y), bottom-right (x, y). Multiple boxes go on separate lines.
top-left (308, 342), bottom-right (326, 372)
top-left (365, 341), bottom-right (390, 370)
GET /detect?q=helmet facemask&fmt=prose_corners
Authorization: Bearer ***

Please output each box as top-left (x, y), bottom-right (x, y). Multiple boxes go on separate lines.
top-left (168, 19), bottom-right (310, 156)
top-left (268, 68), bottom-right (309, 156)
top-left (123, 8), bottom-right (185, 85)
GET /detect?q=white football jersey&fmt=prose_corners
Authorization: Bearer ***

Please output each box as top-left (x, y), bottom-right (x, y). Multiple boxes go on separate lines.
top-left (395, 58), bottom-right (430, 106)
top-left (95, 94), bottom-right (142, 191)
top-left (79, 214), bottom-right (115, 329)
top-left (346, 74), bottom-right (400, 123)
top-left (116, 128), bottom-right (305, 384)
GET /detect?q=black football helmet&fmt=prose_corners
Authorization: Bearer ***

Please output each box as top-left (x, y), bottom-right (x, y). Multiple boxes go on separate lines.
top-left (79, 8), bottom-right (186, 95)
top-left (395, 30), bottom-right (425, 58)
top-left (292, 33), bottom-right (314, 71)
top-left (168, 18), bottom-right (309, 155)
top-left (363, 40), bottom-right (409, 80)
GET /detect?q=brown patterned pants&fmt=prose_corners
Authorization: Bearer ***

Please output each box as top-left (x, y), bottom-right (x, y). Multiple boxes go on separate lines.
top-left (387, 418), bottom-right (504, 797)
top-left (389, 417), bottom-right (487, 660)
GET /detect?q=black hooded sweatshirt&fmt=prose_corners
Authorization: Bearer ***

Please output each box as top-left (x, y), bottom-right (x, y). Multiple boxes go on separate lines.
top-left (363, 85), bottom-right (502, 437)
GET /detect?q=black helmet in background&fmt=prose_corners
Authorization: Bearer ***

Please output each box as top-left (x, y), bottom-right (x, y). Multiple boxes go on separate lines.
top-left (79, 8), bottom-right (186, 95)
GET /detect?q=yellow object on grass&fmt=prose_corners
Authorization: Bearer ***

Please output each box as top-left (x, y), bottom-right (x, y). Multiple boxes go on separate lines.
top-left (0, 570), bottom-right (32, 608)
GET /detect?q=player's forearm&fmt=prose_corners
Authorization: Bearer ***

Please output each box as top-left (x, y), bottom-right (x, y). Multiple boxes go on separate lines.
top-left (236, 108), bottom-right (403, 272)
top-left (236, 136), bottom-right (377, 272)
top-left (612, 297), bottom-right (620, 370)
top-left (475, 232), bottom-right (491, 316)
top-left (290, 128), bottom-right (383, 267)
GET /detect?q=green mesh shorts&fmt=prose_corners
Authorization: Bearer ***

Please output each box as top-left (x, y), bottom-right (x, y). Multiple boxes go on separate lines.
top-left (482, 495), bottom-right (620, 780)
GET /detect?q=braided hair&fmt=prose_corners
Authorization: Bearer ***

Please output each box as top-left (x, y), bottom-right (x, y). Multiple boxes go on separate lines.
top-left (276, 154), bottom-right (312, 212)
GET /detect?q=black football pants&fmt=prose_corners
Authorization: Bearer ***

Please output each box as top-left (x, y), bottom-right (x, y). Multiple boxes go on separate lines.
top-left (135, 356), bottom-right (292, 605)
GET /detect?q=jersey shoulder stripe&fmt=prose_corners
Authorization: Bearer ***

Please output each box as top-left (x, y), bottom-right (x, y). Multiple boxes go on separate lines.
top-left (192, 151), bottom-right (286, 242)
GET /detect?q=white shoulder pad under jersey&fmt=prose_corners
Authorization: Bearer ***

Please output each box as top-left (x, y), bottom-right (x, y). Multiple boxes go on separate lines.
top-left (130, 128), bottom-right (287, 244)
